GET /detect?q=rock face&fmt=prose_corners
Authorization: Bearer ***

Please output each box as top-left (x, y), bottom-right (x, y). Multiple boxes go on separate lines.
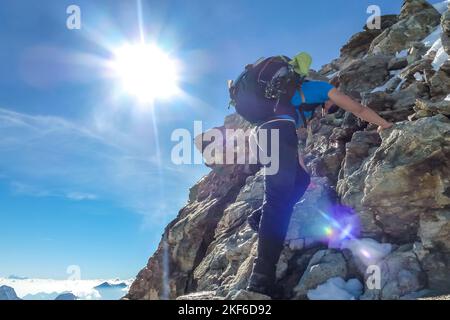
top-left (442, 4), bottom-right (450, 54)
top-left (0, 285), bottom-right (21, 300)
top-left (55, 292), bottom-right (77, 300)
top-left (369, 0), bottom-right (441, 55)
top-left (126, 1), bottom-right (450, 300)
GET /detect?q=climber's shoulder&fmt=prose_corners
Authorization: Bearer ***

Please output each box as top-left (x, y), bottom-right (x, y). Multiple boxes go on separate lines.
top-left (299, 80), bottom-right (335, 104)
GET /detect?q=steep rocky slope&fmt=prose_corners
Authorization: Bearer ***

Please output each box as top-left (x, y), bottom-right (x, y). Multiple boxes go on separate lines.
top-left (125, 0), bottom-right (450, 300)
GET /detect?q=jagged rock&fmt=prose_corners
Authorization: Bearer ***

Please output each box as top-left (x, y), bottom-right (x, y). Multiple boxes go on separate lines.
top-left (225, 289), bottom-right (271, 300)
top-left (407, 42), bottom-right (428, 64)
top-left (176, 291), bottom-right (225, 300)
top-left (335, 15), bottom-right (399, 70)
top-left (339, 115), bottom-right (450, 241)
top-left (429, 60), bottom-right (450, 98)
top-left (0, 285), bottom-right (21, 300)
top-left (414, 98), bottom-right (450, 116)
top-left (293, 249), bottom-right (349, 299)
top-left (362, 92), bottom-right (396, 112)
top-left (442, 5), bottom-right (450, 55)
top-left (55, 292), bottom-right (77, 300)
top-left (419, 209), bottom-right (450, 251)
top-left (360, 246), bottom-right (426, 300)
top-left (126, 116), bottom-right (255, 300)
top-left (369, 0), bottom-right (441, 55)
top-left (400, 0), bottom-right (436, 19)
top-left (191, 172), bottom-right (263, 295)
top-left (369, 83), bottom-right (429, 123)
top-left (126, 1), bottom-right (450, 300)
top-left (303, 117), bottom-right (349, 183)
top-left (338, 131), bottom-right (381, 184)
top-left (337, 55), bottom-right (391, 93)
top-left (337, 132), bottom-right (382, 236)
top-left (286, 177), bottom-right (338, 250)
top-left (307, 70), bottom-right (331, 82)
top-left (388, 57), bottom-right (409, 70)
top-left (399, 57), bottom-right (434, 85)
top-left (415, 243), bottom-right (450, 294)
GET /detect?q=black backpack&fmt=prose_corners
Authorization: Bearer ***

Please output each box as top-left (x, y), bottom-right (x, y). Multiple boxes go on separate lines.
top-left (228, 56), bottom-right (304, 125)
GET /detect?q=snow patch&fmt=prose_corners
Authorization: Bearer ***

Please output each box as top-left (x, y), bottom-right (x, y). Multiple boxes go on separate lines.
top-left (432, 46), bottom-right (449, 71)
top-left (326, 70), bottom-right (339, 79)
top-left (396, 50), bottom-right (408, 58)
top-left (307, 277), bottom-right (363, 300)
top-left (433, 0), bottom-right (449, 14)
top-left (371, 75), bottom-right (401, 93)
top-left (341, 238), bottom-right (392, 266)
top-left (445, 94), bottom-right (450, 101)
top-left (413, 72), bottom-right (424, 81)
top-left (394, 77), bottom-right (407, 92)
top-left (422, 26), bottom-right (442, 47)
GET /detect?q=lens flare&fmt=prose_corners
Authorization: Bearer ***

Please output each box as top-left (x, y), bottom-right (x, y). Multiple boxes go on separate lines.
top-left (360, 249), bottom-right (371, 258)
top-left (324, 226), bottom-right (334, 237)
top-left (315, 205), bottom-right (361, 248)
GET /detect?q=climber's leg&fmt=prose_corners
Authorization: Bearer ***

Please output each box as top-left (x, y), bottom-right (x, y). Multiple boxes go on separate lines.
top-left (247, 120), bottom-right (308, 294)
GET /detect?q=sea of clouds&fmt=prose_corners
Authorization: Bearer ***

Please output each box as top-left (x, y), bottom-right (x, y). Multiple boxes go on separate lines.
top-left (0, 277), bottom-right (133, 300)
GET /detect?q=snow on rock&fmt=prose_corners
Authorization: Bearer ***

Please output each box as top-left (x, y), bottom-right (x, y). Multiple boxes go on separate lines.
top-left (432, 46), bottom-right (449, 70)
top-left (340, 238), bottom-right (392, 267)
top-left (433, 0), bottom-right (449, 14)
top-left (422, 25), bottom-right (450, 71)
top-left (445, 94), bottom-right (450, 101)
top-left (307, 277), bottom-right (363, 300)
top-left (371, 74), bottom-right (401, 93)
top-left (396, 49), bottom-right (408, 58)
top-left (414, 72), bottom-right (424, 81)
top-left (422, 26), bottom-right (442, 47)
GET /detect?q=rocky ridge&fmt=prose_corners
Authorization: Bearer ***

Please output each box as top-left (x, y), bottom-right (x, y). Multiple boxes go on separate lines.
top-left (125, 0), bottom-right (450, 300)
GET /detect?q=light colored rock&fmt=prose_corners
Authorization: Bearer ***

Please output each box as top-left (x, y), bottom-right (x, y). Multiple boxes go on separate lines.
top-left (176, 291), bottom-right (225, 300)
top-left (286, 177), bottom-right (338, 249)
top-left (225, 289), bottom-right (271, 300)
top-left (339, 115), bottom-right (450, 241)
top-left (441, 4), bottom-right (450, 55)
top-left (293, 249), bottom-right (349, 299)
top-left (419, 209), bottom-right (450, 251)
top-left (360, 247), bottom-right (426, 300)
top-left (370, 0), bottom-right (441, 55)
top-left (0, 285), bottom-right (21, 300)
top-left (126, 1), bottom-right (450, 301)
top-left (415, 98), bottom-right (450, 116)
top-left (337, 55), bottom-right (391, 93)
top-left (429, 60), bottom-right (450, 98)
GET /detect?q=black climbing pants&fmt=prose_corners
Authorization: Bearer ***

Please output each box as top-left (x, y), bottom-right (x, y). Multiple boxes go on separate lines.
top-left (251, 119), bottom-right (311, 283)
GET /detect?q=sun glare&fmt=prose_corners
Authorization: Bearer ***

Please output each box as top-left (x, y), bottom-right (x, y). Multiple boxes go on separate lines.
top-left (111, 44), bottom-right (179, 102)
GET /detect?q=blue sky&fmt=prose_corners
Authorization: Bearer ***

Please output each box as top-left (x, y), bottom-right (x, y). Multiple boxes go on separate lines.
top-left (0, 0), bottom-right (429, 279)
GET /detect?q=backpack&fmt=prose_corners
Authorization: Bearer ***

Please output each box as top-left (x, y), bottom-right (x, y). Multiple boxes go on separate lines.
top-left (228, 56), bottom-right (304, 125)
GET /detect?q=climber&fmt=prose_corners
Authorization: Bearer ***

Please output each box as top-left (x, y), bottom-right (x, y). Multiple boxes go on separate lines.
top-left (227, 53), bottom-right (394, 297)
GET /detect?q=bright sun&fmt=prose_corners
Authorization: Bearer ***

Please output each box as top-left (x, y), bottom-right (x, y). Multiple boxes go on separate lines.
top-left (111, 44), bottom-right (179, 102)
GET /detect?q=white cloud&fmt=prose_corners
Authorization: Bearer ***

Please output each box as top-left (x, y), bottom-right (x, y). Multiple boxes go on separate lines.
top-left (10, 181), bottom-right (98, 202)
top-left (0, 277), bottom-right (133, 300)
top-left (66, 192), bottom-right (98, 201)
top-left (0, 107), bottom-right (190, 221)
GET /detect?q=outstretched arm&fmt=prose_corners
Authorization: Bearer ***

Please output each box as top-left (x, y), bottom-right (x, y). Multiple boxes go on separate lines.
top-left (328, 88), bottom-right (394, 131)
